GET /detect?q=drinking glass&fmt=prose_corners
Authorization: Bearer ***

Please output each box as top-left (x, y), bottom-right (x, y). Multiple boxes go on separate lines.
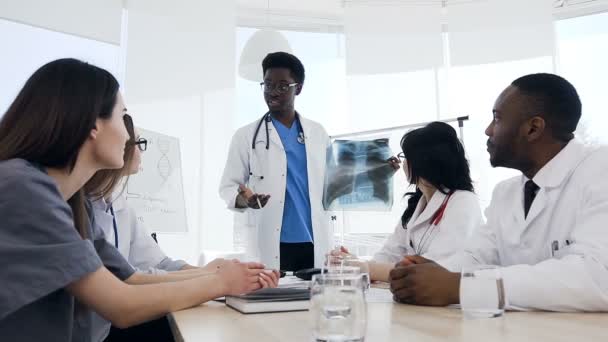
top-left (325, 254), bottom-right (370, 291)
top-left (460, 265), bottom-right (506, 319)
top-left (310, 273), bottom-right (367, 342)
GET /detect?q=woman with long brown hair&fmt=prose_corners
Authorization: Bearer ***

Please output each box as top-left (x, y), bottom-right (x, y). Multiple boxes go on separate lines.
top-left (0, 58), bottom-right (278, 341)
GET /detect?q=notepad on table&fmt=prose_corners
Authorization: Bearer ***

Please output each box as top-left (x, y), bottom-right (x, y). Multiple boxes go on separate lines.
top-left (225, 287), bottom-right (310, 314)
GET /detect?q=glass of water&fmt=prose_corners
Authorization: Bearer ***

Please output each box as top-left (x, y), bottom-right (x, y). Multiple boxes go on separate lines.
top-left (310, 273), bottom-right (367, 342)
top-left (342, 259), bottom-right (370, 291)
top-left (460, 265), bottom-right (506, 319)
top-left (325, 254), bottom-right (371, 291)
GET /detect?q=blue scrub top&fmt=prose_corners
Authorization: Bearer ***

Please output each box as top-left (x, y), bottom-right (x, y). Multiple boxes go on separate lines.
top-left (272, 117), bottom-right (314, 243)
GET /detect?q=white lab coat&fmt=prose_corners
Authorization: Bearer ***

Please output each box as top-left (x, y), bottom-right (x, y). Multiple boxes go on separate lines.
top-left (373, 190), bottom-right (483, 270)
top-left (90, 196), bottom-right (189, 342)
top-left (465, 140), bottom-right (608, 312)
top-left (91, 196), bottom-right (186, 274)
top-left (219, 114), bottom-right (331, 269)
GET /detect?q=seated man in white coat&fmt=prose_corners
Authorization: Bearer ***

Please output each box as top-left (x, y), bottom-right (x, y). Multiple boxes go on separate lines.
top-left (389, 73), bottom-right (608, 311)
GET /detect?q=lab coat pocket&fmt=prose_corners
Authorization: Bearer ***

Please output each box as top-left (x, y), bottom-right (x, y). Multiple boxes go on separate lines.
top-left (549, 239), bottom-right (572, 259)
top-left (246, 207), bottom-right (259, 227)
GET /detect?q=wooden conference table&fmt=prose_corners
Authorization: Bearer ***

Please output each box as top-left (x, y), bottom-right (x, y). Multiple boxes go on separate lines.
top-left (169, 300), bottom-right (606, 342)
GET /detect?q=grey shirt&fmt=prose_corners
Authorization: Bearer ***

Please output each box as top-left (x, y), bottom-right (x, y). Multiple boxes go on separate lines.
top-left (85, 198), bottom-right (139, 342)
top-left (79, 198), bottom-right (137, 342)
top-left (90, 197), bottom-right (186, 341)
top-left (0, 159), bottom-right (102, 341)
top-left (0, 159), bottom-right (136, 342)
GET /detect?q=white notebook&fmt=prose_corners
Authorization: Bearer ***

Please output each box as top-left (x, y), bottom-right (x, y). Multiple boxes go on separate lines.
top-left (225, 288), bottom-right (310, 314)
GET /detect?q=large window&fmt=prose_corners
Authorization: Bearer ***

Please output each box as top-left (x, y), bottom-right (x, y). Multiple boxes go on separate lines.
top-left (556, 11), bottom-right (608, 145)
top-left (234, 10), bottom-right (608, 256)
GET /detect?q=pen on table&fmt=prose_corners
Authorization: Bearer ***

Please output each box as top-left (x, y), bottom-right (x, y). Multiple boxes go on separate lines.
top-left (264, 269), bottom-right (289, 278)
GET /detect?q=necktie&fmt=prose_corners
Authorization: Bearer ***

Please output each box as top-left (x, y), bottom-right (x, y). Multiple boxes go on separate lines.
top-left (524, 180), bottom-right (539, 218)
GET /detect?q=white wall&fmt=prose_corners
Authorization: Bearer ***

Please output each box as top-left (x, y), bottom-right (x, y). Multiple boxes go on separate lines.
top-left (124, 0), bottom-right (237, 264)
top-left (0, 18), bottom-right (121, 118)
top-left (200, 89), bottom-right (237, 252)
top-left (0, 0), bottom-right (122, 44)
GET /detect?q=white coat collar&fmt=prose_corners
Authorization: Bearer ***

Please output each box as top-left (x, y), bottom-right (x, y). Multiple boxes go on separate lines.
top-left (91, 196), bottom-right (111, 212)
top-left (265, 122), bottom-right (283, 149)
top-left (267, 112), bottom-right (309, 149)
top-left (527, 139), bottom-right (589, 189)
top-left (110, 195), bottom-right (128, 212)
top-left (516, 139), bottom-right (590, 226)
top-left (409, 190), bottom-right (449, 228)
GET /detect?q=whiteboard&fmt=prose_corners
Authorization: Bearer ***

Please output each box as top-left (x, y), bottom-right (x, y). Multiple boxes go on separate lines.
top-left (124, 128), bottom-right (188, 233)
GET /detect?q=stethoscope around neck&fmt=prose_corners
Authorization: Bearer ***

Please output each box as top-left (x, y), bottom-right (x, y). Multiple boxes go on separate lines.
top-left (409, 191), bottom-right (454, 255)
top-left (249, 111), bottom-right (305, 181)
top-left (108, 205), bottom-right (119, 248)
top-left (251, 111), bottom-right (305, 150)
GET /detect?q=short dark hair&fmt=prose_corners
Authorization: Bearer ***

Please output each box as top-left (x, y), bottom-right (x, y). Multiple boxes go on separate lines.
top-left (400, 121), bottom-right (474, 227)
top-left (262, 52), bottom-right (305, 84)
top-left (511, 73), bottom-right (581, 142)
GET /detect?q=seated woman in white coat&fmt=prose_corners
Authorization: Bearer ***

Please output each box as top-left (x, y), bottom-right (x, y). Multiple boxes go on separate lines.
top-left (86, 115), bottom-right (250, 275)
top-left (85, 114), bottom-right (198, 274)
top-left (337, 122), bottom-right (483, 282)
top-left (85, 115), bottom-right (279, 342)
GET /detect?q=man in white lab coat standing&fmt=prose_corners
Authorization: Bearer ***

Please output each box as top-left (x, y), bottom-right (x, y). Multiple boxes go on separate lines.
top-left (219, 52), bottom-right (331, 271)
top-left (389, 73), bottom-right (608, 311)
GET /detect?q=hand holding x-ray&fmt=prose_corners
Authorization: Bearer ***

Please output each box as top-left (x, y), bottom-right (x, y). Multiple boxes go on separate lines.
top-left (387, 156), bottom-right (401, 171)
top-left (323, 138), bottom-right (397, 211)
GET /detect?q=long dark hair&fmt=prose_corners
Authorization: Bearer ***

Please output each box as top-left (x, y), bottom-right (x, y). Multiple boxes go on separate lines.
top-left (0, 58), bottom-right (120, 237)
top-left (85, 114), bottom-right (136, 200)
top-left (400, 121), bottom-right (474, 227)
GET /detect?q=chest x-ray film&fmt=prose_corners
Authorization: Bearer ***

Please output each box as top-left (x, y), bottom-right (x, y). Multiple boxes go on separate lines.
top-left (323, 138), bottom-right (395, 211)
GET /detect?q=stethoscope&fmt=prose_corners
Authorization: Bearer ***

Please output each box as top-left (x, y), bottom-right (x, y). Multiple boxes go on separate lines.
top-left (409, 191), bottom-right (453, 255)
top-left (251, 111), bottom-right (305, 150)
top-left (250, 111), bottom-right (305, 180)
top-left (108, 205), bottom-right (119, 248)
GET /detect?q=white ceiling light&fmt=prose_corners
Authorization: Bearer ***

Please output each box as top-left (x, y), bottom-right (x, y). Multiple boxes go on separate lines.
top-left (238, 29), bottom-right (292, 81)
top-left (238, 0), bottom-right (293, 82)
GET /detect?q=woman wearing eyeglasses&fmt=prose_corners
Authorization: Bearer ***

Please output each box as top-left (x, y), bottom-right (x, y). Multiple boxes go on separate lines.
top-left (85, 116), bottom-right (199, 276)
top-left (336, 122), bottom-right (483, 282)
top-left (0, 59), bottom-right (277, 342)
top-left (85, 115), bottom-right (279, 342)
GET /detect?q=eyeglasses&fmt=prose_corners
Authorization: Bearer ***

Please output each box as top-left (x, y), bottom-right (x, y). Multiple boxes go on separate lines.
top-left (131, 137), bottom-right (147, 152)
top-left (397, 152), bottom-right (406, 162)
top-left (259, 82), bottom-right (298, 94)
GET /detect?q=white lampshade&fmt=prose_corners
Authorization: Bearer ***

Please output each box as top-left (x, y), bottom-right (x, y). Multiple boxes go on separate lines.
top-left (238, 29), bottom-right (292, 82)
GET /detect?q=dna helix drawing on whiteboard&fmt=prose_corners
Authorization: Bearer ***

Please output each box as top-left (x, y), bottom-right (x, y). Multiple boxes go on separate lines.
top-left (123, 128), bottom-right (188, 232)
